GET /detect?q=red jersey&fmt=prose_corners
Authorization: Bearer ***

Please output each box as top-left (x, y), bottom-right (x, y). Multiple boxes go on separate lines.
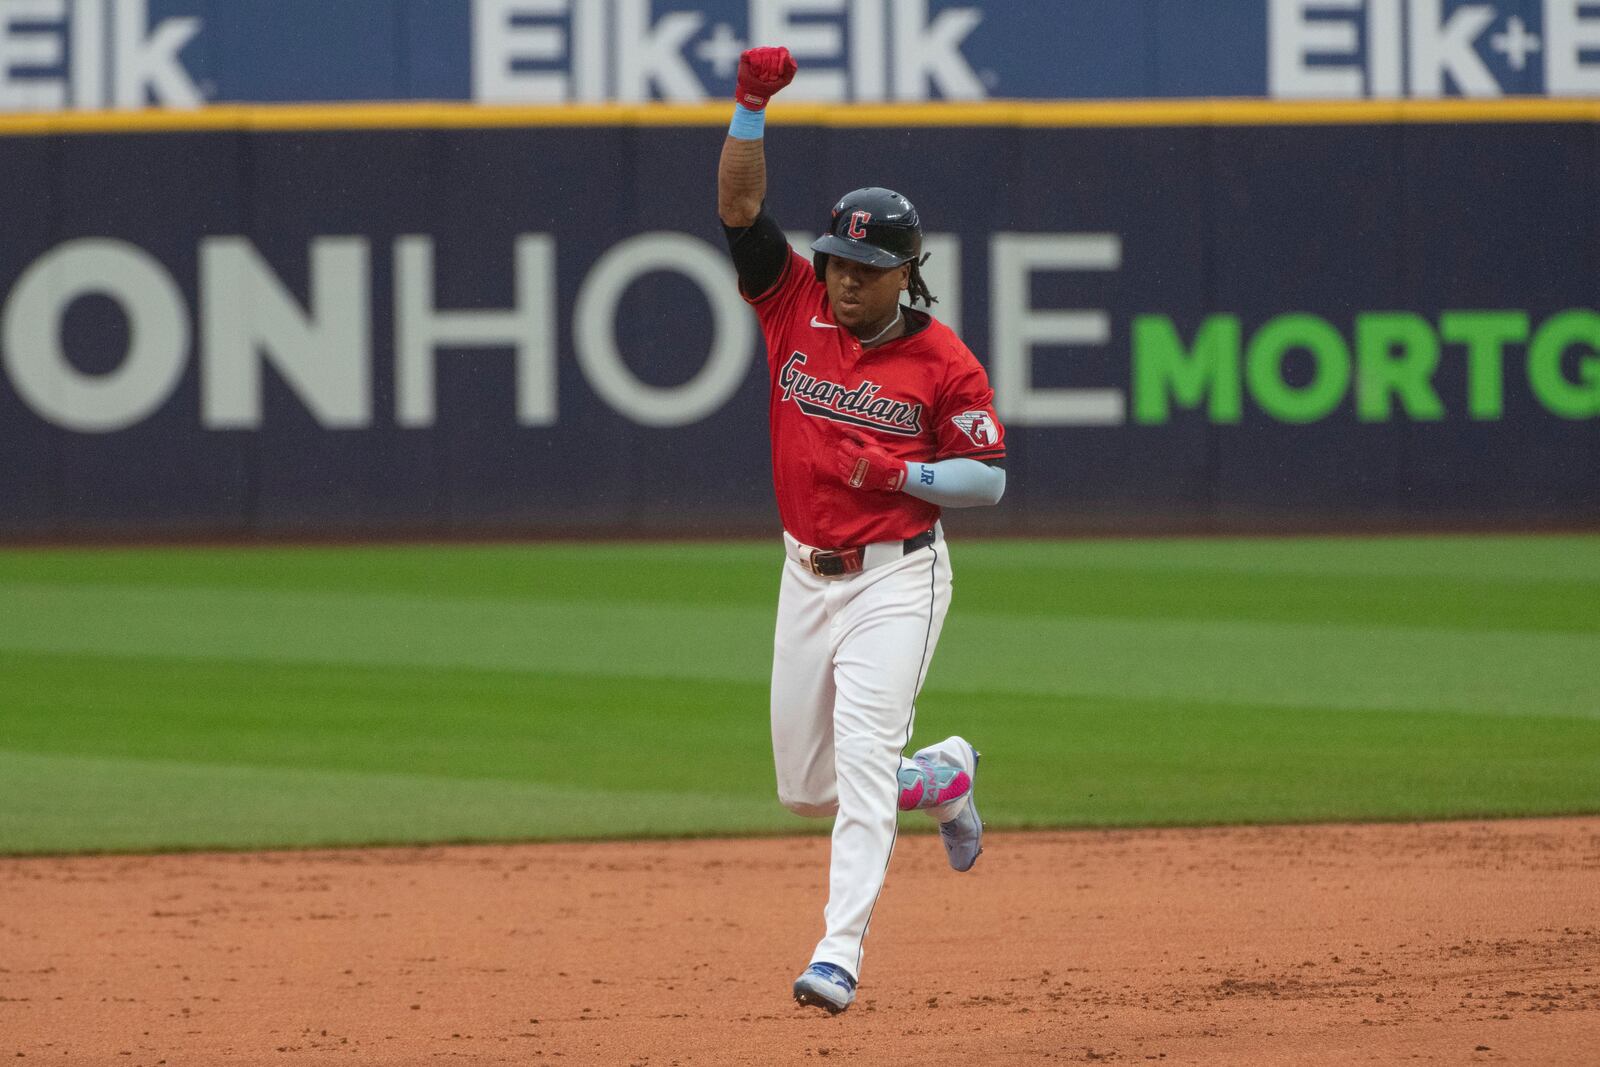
top-left (745, 248), bottom-right (1006, 548)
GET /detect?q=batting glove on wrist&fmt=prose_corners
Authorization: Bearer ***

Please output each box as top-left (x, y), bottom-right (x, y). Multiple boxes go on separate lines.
top-left (735, 46), bottom-right (796, 110)
top-left (837, 431), bottom-right (907, 492)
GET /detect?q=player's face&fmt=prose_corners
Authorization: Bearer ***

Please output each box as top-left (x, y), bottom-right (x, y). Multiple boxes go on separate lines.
top-left (825, 256), bottom-right (909, 333)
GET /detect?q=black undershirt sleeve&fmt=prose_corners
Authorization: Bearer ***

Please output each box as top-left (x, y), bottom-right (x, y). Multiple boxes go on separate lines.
top-left (722, 208), bottom-right (792, 300)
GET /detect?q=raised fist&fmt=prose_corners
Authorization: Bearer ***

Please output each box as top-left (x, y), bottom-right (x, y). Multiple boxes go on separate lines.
top-left (736, 46), bottom-right (797, 110)
top-left (837, 431), bottom-right (906, 493)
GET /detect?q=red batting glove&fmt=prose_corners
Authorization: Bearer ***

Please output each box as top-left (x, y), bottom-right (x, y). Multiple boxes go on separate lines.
top-left (837, 431), bottom-right (907, 492)
top-left (735, 46), bottom-right (796, 110)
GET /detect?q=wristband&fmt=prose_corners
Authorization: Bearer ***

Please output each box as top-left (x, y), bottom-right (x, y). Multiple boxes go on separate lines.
top-left (728, 103), bottom-right (765, 140)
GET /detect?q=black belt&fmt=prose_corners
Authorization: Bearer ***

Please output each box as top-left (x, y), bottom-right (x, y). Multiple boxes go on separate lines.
top-left (901, 527), bottom-right (938, 554)
top-left (806, 527), bottom-right (937, 578)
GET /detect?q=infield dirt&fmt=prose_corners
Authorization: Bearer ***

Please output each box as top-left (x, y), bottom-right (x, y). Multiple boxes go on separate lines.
top-left (2, 818), bottom-right (1596, 1065)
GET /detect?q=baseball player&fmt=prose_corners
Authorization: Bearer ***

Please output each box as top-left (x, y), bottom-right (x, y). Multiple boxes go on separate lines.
top-left (717, 47), bottom-right (1008, 1015)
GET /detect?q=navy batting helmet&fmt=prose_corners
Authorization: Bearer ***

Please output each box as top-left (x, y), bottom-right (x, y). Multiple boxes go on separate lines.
top-left (811, 187), bottom-right (922, 273)
top-left (810, 187), bottom-right (936, 305)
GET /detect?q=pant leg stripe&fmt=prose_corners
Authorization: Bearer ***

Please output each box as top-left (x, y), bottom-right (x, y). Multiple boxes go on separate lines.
top-left (853, 544), bottom-right (941, 975)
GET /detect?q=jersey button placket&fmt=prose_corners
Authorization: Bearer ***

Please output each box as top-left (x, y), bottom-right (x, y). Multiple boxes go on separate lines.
top-left (841, 330), bottom-right (860, 369)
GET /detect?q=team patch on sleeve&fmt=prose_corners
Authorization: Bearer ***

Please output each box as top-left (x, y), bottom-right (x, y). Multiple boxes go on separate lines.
top-left (951, 410), bottom-right (999, 448)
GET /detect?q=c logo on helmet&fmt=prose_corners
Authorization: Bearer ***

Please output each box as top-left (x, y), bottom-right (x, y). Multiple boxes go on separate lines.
top-left (846, 210), bottom-right (871, 239)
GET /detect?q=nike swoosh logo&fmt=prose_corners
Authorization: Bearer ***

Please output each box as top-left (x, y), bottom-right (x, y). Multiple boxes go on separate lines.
top-left (810, 316), bottom-right (836, 329)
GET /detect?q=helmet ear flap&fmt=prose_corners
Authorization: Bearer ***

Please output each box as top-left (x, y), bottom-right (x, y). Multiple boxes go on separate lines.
top-left (813, 252), bottom-right (829, 284)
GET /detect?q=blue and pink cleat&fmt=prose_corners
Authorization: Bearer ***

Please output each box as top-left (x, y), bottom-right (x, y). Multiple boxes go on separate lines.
top-left (900, 737), bottom-right (983, 872)
top-left (793, 961), bottom-right (857, 1014)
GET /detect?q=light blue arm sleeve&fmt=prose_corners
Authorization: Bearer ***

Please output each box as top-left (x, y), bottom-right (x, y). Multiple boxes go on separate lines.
top-left (901, 458), bottom-right (1007, 508)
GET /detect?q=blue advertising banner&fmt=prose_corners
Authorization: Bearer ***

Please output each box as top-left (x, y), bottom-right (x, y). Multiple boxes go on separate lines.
top-left (2, 0), bottom-right (1598, 113)
top-left (0, 113), bottom-right (1597, 538)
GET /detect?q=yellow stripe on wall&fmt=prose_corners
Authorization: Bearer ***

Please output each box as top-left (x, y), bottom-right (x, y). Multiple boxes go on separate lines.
top-left (1, 97), bottom-right (1598, 136)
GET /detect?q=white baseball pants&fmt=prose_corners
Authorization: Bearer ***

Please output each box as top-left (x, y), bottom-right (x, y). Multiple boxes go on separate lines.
top-left (770, 526), bottom-right (954, 980)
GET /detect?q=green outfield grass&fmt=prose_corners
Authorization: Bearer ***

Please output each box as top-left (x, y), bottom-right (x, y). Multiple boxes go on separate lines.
top-left (1, 534), bottom-right (1597, 854)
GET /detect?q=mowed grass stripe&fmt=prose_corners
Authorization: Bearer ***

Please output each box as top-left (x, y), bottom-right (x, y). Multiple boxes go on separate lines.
top-left (0, 581), bottom-right (775, 686)
top-left (955, 535), bottom-right (1600, 584)
top-left (4, 579), bottom-right (1597, 717)
top-left (914, 689), bottom-right (1600, 827)
top-left (0, 542), bottom-right (784, 606)
top-left (975, 566), bottom-right (1600, 633)
top-left (0, 651), bottom-right (775, 791)
top-left (934, 611), bottom-right (1600, 719)
top-left (2, 535), bottom-right (1596, 627)
top-left (0, 749), bottom-right (796, 854)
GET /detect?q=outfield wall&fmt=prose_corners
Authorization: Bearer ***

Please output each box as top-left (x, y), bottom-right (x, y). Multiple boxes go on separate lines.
top-left (5, 0), bottom-right (1599, 109)
top-left (1, 105), bottom-right (1597, 538)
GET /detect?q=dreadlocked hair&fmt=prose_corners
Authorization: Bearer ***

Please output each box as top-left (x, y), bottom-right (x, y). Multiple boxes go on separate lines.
top-left (907, 252), bottom-right (937, 307)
